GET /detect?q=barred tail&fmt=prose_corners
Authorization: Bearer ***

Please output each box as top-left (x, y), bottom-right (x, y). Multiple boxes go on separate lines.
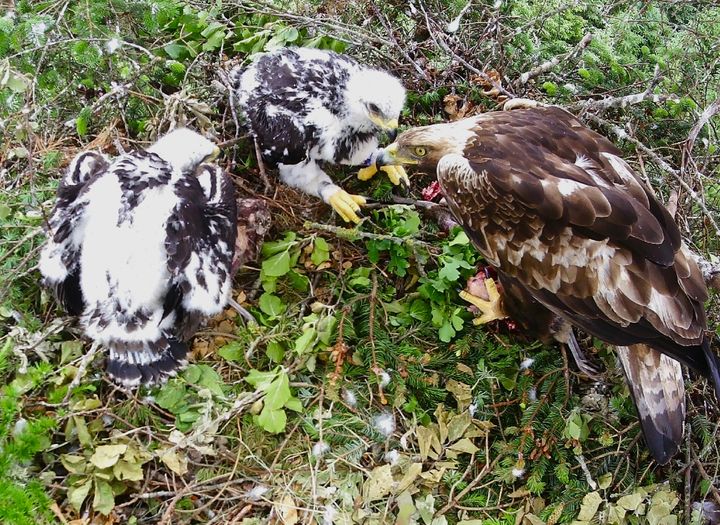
top-left (617, 344), bottom-right (685, 465)
top-left (106, 335), bottom-right (188, 387)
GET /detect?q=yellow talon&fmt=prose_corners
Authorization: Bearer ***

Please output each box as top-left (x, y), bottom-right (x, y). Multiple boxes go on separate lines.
top-left (357, 165), bottom-right (378, 181)
top-left (328, 189), bottom-right (367, 224)
top-left (380, 165), bottom-right (409, 186)
top-left (459, 278), bottom-right (507, 325)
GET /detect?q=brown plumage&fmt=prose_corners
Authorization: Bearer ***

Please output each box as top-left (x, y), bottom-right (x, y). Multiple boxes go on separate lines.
top-left (377, 106), bottom-right (715, 463)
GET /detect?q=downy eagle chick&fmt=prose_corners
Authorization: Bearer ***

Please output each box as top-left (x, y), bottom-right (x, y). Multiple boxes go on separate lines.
top-left (39, 129), bottom-right (237, 387)
top-left (377, 106), bottom-right (717, 464)
top-left (230, 47), bottom-right (407, 223)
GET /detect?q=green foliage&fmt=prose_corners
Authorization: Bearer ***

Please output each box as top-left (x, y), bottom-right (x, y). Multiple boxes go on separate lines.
top-left (245, 367), bottom-right (302, 433)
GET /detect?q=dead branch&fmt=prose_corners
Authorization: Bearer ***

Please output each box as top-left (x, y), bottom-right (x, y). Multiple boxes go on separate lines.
top-left (685, 97), bottom-right (720, 158)
top-left (570, 92), bottom-right (678, 113)
top-left (515, 33), bottom-right (593, 87)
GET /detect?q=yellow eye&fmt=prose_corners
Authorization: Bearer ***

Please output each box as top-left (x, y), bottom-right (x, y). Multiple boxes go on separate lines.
top-left (414, 146), bottom-right (427, 157)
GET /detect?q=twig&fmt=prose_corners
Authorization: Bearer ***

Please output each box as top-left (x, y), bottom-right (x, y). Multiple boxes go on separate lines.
top-left (435, 456), bottom-right (500, 516)
top-left (217, 134), bottom-right (250, 149)
top-left (303, 220), bottom-right (432, 247)
top-left (63, 341), bottom-right (100, 403)
top-left (515, 33), bottom-right (593, 87)
top-left (368, 1), bottom-right (432, 83)
top-left (417, 0), bottom-right (514, 99)
top-left (369, 272), bottom-right (387, 405)
top-left (253, 137), bottom-right (272, 194)
top-left (570, 91), bottom-right (678, 113)
top-left (686, 97), bottom-right (720, 155)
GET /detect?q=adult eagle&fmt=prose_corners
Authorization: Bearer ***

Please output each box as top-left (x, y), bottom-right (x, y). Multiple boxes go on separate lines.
top-left (377, 106), bottom-right (716, 463)
top-left (230, 47), bottom-right (407, 223)
top-left (40, 129), bottom-right (237, 387)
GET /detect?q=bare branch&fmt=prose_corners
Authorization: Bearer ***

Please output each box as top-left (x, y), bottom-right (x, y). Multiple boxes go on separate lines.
top-left (686, 97), bottom-right (720, 155)
top-left (515, 33), bottom-right (593, 87)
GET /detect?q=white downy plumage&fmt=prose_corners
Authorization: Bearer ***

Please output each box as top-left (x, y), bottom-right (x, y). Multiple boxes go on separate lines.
top-left (39, 129), bottom-right (237, 387)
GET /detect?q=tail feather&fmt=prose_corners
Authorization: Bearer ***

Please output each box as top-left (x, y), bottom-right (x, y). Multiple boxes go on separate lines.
top-left (617, 344), bottom-right (685, 464)
top-left (107, 336), bottom-right (188, 387)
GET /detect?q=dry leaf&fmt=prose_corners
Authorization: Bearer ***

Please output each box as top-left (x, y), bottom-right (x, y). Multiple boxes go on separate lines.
top-left (274, 494), bottom-right (299, 525)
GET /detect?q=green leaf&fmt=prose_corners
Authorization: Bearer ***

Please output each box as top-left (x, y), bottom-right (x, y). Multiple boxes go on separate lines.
top-left (261, 232), bottom-right (297, 256)
top-left (159, 448), bottom-right (188, 475)
top-left (294, 328), bottom-right (316, 354)
top-left (264, 372), bottom-right (291, 410)
top-left (245, 368), bottom-right (278, 390)
top-left (438, 259), bottom-right (461, 282)
top-left (61, 454), bottom-right (88, 475)
top-left (163, 43), bottom-right (187, 59)
top-left (7, 73), bottom-right (29, 93)
top-left (284, 396), bottom-right (303, 412)
top-left (73, 416), bottom-right (92, 447)
top-left (0, 203), bottom-right (11, 221)
top-left (67, 478), bottom-right (92, 512)
top-left (76, 106), bottom-right (91, 137)
top-left (266, 341), bottom-right (285, 363)
top-left (257, 407), bottom-right (287, 433)
top-left (258, 292), bottom-right (286, 317)
top-left (90, 444), bottom-right (127, 469)
top-left (311, 237), bottom-right (330, 265)
top-left (193, 365), bottom-right (225, 397)
top-left (262, 251), bottom-right (291, 277)
top-left (93, 478), bottom-right (115, 515)
top-left (286, 269), bottom-right (310, 292)
top-left (438, 322), bottom-right (455, 342)
top-left (448, 231), bottom-right (469, 246)
top-left (156, 381), bottom-right (186, 411)
top-left (218, 341), bottom-right (244, 362)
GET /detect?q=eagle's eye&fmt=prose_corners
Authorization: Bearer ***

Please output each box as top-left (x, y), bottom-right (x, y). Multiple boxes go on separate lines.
top-left (367, 103), bottom-right (380, 114)
top-left (414, 146), bottom-right (427, 157)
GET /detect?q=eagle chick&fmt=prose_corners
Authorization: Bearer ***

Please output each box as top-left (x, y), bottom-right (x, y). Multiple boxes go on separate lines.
top-left (40, 129), bottom-right (237, 387)
top-left (231, 47), bottom-right (407, 223)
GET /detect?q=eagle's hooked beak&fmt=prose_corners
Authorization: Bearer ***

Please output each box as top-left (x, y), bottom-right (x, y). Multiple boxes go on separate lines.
top-left (371, 116), bottom-right (399, 140)
top-left (207, 146), bottom-right (221, 162)
top-left (375, 143), bottom-right (399, 168)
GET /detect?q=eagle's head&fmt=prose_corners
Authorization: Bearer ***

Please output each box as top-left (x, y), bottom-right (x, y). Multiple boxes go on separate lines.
top-left (346, 69), bottom-right (406, 139)
top-left (148, 128), bottom-right (220, 173)
top-left (375, 118), bottom-right (477, 169)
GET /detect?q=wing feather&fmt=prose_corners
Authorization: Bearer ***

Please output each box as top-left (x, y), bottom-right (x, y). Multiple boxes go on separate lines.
top-left (39, 151), bottom-right (109, 314)
top-left (166, 165), bottom-right (237, 330)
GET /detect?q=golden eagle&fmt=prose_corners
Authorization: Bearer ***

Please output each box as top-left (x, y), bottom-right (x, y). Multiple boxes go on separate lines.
top-left (376, 106), bottom-right (716, 463)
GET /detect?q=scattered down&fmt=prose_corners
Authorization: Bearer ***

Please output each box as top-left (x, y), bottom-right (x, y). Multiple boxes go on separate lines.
top-left (39, 129), bottom-right (237, 387)
top-left (377, 106), bottom-right (715, 463)
top-left (230, 47), bottom-right (407, 223)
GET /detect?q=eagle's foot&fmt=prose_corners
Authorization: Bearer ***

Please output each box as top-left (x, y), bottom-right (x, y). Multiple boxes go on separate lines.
top-left (380, 165), bottom-right (410, 187)
top-left (460, 278), bottom-right (507, 325)
top-left (328, 189), bottom-right (366, 224)
top-left (357, 164), bottom-right (378, 181)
